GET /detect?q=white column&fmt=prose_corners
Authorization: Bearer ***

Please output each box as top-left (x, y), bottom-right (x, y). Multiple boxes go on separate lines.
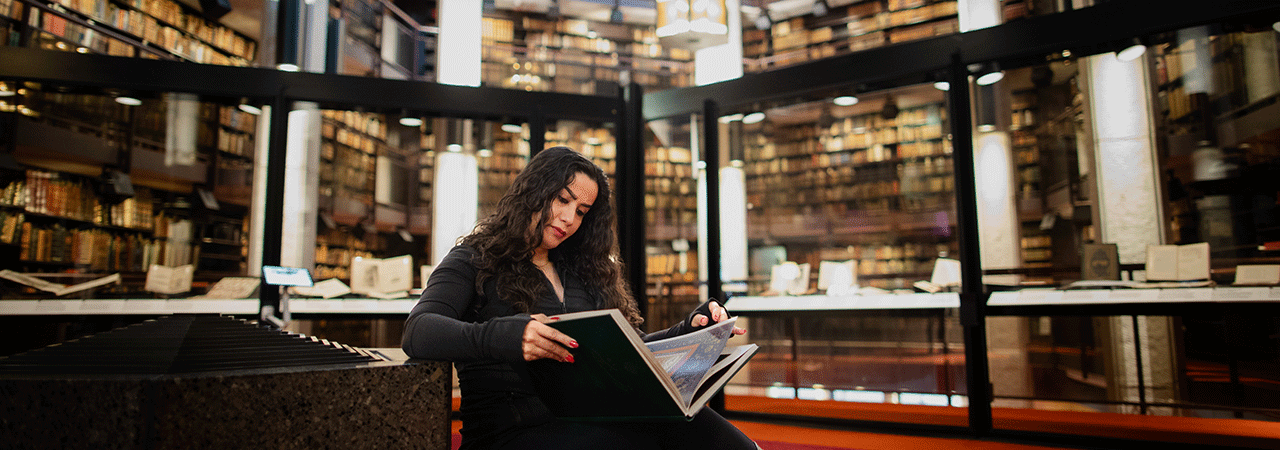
top-left (1085, 54), bottom-right (1163, 262)
top-left (281, 102), bottom-right (320, 269)
top-left (432, 151), bottom-right (479, 265)
top-left (694, 0), bottom-right (743, 86)
top-left (720, 164), bottom-right (748, 284)
top-left (958, 0), bottom-right (1001, 32)
top-left (438, 0), bottom-right (482, 87)
top-left (248, 106), bottom-right (271, 274)
top-left (1084, 50), bottom-right (1177, 415)
top-left (974, 131), bottom-right (1020, 274)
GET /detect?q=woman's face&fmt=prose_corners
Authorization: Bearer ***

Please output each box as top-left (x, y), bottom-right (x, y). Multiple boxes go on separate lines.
top-left (534, 171), bottom-right (598, 252)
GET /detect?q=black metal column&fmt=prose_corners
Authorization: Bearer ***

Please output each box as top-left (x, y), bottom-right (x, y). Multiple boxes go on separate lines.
top-left (617, 82), bottom-right (647, 317)
top-left (528, 111), bottom-right (546, 158)
top-left (702, 99), bottom-right (723, 305)
top-left (259, 96), bottom-right (289, 323)
top-left (946, 54), bottom-right (992, 435)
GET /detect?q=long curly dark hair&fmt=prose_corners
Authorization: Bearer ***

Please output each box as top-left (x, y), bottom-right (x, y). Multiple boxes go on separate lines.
top-left (461, 146), bottom-right (642, 328)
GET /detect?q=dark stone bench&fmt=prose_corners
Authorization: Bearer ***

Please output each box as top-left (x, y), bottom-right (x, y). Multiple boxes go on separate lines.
top-left (0, 315), bottom-right (451, 449)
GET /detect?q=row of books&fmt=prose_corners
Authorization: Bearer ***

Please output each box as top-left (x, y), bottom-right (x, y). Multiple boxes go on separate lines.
top-left (48, 0), bottom-right (254, 59)
top-left (1, 171), bottom-right (157, 229)
top-left (643, 192), bottom-right (696, 211)
top-left (14, 222), bottom-right (192, 272)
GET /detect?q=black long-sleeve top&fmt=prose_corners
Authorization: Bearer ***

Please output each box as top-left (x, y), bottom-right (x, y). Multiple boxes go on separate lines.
top-left (401, 245), bottom-right (705, 449)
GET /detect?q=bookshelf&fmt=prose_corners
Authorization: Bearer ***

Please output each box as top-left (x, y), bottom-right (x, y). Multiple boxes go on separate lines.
top-left (0, 86), bottom-right (255, 297)
top-left (744, 0), bottom-right (959, 73)
top-left (742, 89), bottom-right (956, 290)
top-left (3, 0), bottom-right (256, 65)
top-left (480, 12), bottom-right (693, 96)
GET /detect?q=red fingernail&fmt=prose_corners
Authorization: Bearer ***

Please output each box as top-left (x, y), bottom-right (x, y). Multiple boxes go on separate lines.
top-left (570, 340), bottom-right (579, 348)
top-left (565, 355), bottom-right (575, 363)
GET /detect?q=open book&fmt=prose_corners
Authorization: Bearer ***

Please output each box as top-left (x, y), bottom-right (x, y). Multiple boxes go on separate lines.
top-left (527, 308), bottom-right (758, 421)
top-left (0, 270), bottom-right (121, 296)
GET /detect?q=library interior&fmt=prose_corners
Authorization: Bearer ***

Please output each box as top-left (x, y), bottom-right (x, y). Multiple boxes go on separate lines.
top-left (2, 0), bottom-right (1280, 449)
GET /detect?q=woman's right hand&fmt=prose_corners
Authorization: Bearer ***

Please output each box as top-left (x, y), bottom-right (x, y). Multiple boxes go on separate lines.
top-left (522, 314), bottom-right (578, 363)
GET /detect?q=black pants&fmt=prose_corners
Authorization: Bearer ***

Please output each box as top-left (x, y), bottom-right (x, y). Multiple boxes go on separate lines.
top-left (494, 409), bottom-right (757, 450)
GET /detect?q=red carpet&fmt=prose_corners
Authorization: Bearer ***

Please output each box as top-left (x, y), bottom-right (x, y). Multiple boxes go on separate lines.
top-left (452, 434), bottom-right (852, 450)
top-left (757, 441), bottom-right (854, 450)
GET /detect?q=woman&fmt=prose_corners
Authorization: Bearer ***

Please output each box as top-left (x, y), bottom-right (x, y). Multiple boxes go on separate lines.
top-left (402, 146), bottom-right (756, 449)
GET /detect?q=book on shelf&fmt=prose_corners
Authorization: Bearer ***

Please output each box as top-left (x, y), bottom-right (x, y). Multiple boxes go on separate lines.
top-left (0, 270), bottom-right (122, 296)
top-left (528, 309), bottom-right (758, 421)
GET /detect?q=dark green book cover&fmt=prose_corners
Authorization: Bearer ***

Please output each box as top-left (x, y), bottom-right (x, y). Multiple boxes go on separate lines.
top-left (526, 309), bottom-right (687, 421)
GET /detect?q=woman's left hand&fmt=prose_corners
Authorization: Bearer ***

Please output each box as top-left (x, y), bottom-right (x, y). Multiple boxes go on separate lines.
top-left (690, 301), bottom-right (747, 336)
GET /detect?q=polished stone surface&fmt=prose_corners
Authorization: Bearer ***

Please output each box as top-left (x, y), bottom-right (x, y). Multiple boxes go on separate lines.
top-left (1, 349), bottom-right (451, 449)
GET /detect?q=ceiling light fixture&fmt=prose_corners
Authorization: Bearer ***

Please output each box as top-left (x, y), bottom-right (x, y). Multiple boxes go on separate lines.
top-left (754, 11), bottom-right (771, 30)
top-left (1115, 37), bottom-right (1147, 62)
top-left (833, 95), bottom-right (858, 106)
top-left (975, 63), bottom-right (1004, 86)
top-left (812, 1), bottom-right (828, 17)
top-left (276, 63), bottom-right (300, 72)
top-left (501, 123), bottom-right (523, 134)
top-left (237, 98), bottom-right (261, 115)
top-left (742, 112), bottom-right (766, 124)
top-left (115, 96), bottom-right (142, 106)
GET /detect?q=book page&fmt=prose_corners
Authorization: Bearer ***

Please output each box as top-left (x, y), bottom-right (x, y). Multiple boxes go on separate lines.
top-left (145, 265), bottom-right (194, 295)
top-left (54, 273), bottom-right (122, 296)
top-left (194, 277), bottom-right (259, 299)
top-left (350, 257), bottom-right (379, 295)
top-left (291, 278), bottom-right (352, 299)
top-left (0, 269), bottom-right (67, 293)
top-left (1234, 265), bottom-right (1280, 285)
top-left (377, 255), bottom-right (413, 293)
top-left (687, 344), bottom-right (759, 413)
top-left (644, 318), bottom-right (738, 407)
top-left (1177, 242), bottom-right (1210, 281)
top-left (1145, 244), bottom-right (1180, 281)
top-left (930, 258), bottom-right (961, 286)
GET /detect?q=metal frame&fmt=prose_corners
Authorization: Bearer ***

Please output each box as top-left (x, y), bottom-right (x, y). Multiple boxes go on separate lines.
top-left (639, 0), bottom-right (1280, 444)
top-left (0, 44), bottom-right (627, 326)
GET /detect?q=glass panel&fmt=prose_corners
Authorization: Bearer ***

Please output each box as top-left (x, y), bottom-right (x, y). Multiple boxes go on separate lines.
top-left (717, 83), bottom-right (966, 419)
top-left (984, 21), bottom-right (1280, 426)
top-left (1148, 24), bottom-right (1280, 419)
top-left (0, 82), bottom-right (257, 297)
top-left (643, 114), bottom-right (699, 331)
